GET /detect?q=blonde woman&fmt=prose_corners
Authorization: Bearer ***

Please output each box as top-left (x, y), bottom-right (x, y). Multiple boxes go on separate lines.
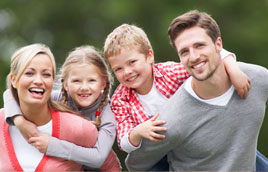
top-left (0, 43), bottom-right (98, 171)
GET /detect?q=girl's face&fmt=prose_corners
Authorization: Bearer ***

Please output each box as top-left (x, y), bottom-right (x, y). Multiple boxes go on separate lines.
top-left (11, 54), bottom-right (54, 107)
top-left (64, 63), bottom-right (106, 109)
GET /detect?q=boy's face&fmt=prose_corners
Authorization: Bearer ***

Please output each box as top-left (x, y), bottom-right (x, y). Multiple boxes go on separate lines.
top-left (174, 26), bottom-right (222, 81)
top-left (108, 48), bottom-right (154, 95)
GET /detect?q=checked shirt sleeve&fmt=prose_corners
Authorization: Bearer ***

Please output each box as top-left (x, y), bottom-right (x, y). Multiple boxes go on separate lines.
top-left (110, 86), bottom-right (137, 150)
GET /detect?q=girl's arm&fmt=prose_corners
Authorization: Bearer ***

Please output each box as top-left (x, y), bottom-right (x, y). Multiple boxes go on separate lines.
top-left (31, 104), bottom-right (117, 168)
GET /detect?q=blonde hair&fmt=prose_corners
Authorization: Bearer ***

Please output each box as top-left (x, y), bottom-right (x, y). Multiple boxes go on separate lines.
top-left (104, 24), bottom-right (152, 59)
top-left (7, 43), bottom-right (75, 113)
top-left (59, 45), bottom-right (113, 127)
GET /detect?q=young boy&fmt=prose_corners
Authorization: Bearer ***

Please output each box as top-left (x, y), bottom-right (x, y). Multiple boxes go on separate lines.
top-left (103, 23), bottom-right (250, 169)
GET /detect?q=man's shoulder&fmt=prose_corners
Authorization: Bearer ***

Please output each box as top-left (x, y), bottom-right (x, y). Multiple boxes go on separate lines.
top-left (238, 62), bottom-right (268, 77)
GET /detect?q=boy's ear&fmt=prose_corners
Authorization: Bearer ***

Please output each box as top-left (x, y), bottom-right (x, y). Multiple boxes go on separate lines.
top-left (147, 49), bottom-right (154, 64)
top-left (10, 74), bottom-right (17, 88)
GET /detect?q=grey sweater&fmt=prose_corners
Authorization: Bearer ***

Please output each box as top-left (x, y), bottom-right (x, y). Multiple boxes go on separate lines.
top-left (126, 62), bottom-right (268, 171)
top-left (4, 90), bottom-right (117, 169)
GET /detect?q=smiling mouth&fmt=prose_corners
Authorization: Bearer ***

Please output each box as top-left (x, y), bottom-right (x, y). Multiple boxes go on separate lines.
top-left (78, 94), bottom-right (92, 98)
top-left (29, 88), bottom-right (45, 95)
top-left (127, 75), bottom-right (138, 82)
top-left (192, 62), bottom-right (206, 69)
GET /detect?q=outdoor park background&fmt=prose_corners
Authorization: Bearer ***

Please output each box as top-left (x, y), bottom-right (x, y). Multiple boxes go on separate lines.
top-left (0, 0), bottom-right (268, 171)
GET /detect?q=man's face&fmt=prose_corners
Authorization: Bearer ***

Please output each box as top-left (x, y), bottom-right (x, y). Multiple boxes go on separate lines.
top-left (174, 26), bottom-right (222, 81)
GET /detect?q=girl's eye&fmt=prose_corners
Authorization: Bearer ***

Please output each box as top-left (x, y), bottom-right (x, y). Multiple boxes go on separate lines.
top-left (72, 80), bottom-right (80, 83)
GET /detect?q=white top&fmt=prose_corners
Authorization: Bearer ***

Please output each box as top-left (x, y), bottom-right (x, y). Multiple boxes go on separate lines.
top-left (120, 82), bottom-right (168, 153)
top-left (9, 120), bottom-right (52, 171)
top-left (184, 76), bottom-right (234, 106)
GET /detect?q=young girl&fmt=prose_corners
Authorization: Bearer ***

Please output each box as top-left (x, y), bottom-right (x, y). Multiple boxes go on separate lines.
top-left (4, 45), bottom-right (121, 171)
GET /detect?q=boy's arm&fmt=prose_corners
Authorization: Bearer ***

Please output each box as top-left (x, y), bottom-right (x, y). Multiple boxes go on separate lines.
top-left (221, 49), bottom-right (250, 99)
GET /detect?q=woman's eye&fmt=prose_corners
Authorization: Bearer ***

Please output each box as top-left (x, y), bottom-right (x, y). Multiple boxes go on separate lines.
top-left (43, 73), bottom-right (52, 77)
top-left (25, 72), bottom-right (33, 76)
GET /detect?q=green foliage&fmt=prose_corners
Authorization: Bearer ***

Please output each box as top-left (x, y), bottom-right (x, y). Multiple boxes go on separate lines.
top-left (1, 0), bottom-right (268, 171)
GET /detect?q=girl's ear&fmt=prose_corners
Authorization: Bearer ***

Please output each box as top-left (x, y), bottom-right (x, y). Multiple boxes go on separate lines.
top-left (101, 79), bottom-right (107, 91)
top-left (10, 74), bottom-right (17, 88)
top-left (63, 82), bottom-right (69, 92)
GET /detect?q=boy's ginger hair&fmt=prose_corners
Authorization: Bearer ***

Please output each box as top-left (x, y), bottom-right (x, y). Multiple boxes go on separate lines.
top-left (104, 24), bottom-right (152, 59)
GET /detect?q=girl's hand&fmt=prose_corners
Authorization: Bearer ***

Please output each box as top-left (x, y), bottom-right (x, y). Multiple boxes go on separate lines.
top-left (28, 133), bottom-right (50, 153)
top-left (13, 115), bottom-right (39, 141)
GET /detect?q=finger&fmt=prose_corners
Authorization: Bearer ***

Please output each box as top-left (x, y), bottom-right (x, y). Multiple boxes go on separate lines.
top-left (28, 136), bottom-right (39, 144)
top-left (152, 120), bottom-right (166, 126)
top-left (150, 113), bottom-right (159, 121)
top-left (149, 137), bottom-right (163, 143)
top-left (152, 126), bottom-right (167, 132)
top-left (151, 132), bottom-right (166, 139)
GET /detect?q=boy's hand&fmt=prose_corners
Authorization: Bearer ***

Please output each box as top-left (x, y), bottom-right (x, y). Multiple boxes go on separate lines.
top-left (223, 55), bottom-right (251, 99)
top-left (230, 70), bottom-right (251, 99)
top-left (28, 133), bottom-right (50, 153)
top-left (129, 113), bottom-right (167, 146)
top-left (13, 115), bottom-right (39, 141)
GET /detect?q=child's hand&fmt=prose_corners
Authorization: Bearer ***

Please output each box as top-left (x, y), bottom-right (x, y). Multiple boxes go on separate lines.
top-left (28, 133), bottom-right (50, 153)
top-left (13, 115), bottom-right (39, 141)
top-left (129, 113), bottom-right (167, 146)
top-left (230, 70), bottom-right (251, 99)
top-left (223, 55), bottom-right (251, 99)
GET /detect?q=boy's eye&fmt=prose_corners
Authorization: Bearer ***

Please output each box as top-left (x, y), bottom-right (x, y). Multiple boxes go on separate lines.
top-left (130, 60), bottom-right (136, 64)
top-left (114, 68), bottom-right (122, 72)
top-left (89, 79), bottom-right (96, 82)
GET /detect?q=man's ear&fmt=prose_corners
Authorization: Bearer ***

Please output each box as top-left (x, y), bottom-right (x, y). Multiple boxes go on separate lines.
top-left (215, 37), bottom-right (223, 53)
top-left (10, 74), bottom-right (17, 88)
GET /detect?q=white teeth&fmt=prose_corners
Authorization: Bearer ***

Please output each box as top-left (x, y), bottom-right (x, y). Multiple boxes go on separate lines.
top-left (29, 88), bottom-right (44, 93)
top-left (193, 62), bottom-right (205, 69)
top-left (128, 75), bottom-right (137, 81)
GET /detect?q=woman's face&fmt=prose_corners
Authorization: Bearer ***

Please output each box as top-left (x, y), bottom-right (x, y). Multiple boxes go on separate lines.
top-left (12, 53), bottom-right (54, 107)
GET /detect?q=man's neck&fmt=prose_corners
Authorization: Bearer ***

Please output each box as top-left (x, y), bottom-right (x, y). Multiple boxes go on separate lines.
top-left (191, 63), bottom-right (232, 100)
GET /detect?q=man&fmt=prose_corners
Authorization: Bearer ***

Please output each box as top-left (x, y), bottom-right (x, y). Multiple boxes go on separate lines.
top-left (125, 10), bottom-right (268, 171)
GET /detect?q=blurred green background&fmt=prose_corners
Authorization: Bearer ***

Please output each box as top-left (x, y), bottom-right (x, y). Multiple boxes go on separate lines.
top-left (0, 0), bottom-right (268, 171)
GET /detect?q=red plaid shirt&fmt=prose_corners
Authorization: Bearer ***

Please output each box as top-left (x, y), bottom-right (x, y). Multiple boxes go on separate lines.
top-left (111, 61), bottom-right (190, 148)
